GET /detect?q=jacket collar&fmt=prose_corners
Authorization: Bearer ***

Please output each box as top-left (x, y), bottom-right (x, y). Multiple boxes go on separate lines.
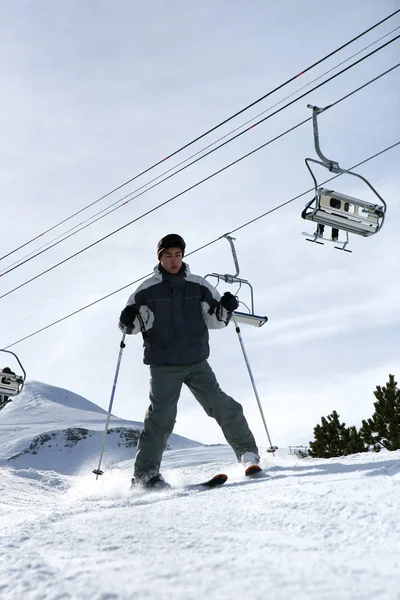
top-left (153, 262), bottom-right (190, 280)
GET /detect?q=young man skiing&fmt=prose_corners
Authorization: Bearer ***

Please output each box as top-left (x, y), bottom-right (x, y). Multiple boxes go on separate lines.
top-left (119, 233), bottom-right (260, 489)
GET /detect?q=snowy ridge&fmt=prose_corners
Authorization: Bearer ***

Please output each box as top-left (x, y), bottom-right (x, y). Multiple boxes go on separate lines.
top-left (2, 380), bottom-right (122, 423)
top-left (0, 381), bottom-right (201, 475)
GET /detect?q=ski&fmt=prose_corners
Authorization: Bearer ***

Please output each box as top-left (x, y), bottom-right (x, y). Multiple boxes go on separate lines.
top-left (245, 465), bottom-right (263, 477)
top-left (130, 473), bottom-right (228, 495)
top-left (186, 473), bottom-right (228, 490)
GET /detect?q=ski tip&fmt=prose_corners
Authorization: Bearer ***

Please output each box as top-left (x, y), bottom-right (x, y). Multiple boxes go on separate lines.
top-left (245, 465), bottom-right (262, 477)
top-left (197, 473), bottom-right (228, 488)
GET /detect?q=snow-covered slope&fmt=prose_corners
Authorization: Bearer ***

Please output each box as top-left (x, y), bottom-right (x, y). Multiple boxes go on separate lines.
top-left (1, 444), bottom-right (400, 600)
top-left (2, 382), bottom-right (400, 599)
top-left (0, 381), bottom-right (201, 474)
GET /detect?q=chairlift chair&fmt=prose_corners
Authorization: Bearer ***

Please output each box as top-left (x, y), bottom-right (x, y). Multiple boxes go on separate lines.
top-left (204, 235), bottom-right (268, 328)
top-left (0, 349), bottom-right (26, 400)
top-left (302, 104), bottom-right (386, 252)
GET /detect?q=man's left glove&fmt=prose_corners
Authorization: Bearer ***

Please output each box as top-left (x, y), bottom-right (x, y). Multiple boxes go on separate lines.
top-left (119, 305), bottom-right (139, 331)
top-left (220, 291), bottom-right (239, 312)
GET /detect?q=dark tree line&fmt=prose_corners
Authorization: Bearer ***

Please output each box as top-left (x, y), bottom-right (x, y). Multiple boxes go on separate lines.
top-left (304, 375), bottom-right (400, 458)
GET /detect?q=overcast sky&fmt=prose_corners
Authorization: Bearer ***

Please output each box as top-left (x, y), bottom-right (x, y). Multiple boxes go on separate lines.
top-left (1, 0), bottom-right (399, 451)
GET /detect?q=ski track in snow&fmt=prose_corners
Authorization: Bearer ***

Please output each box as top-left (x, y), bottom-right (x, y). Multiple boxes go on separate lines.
top-left (1, 446), bottom-right (400, 600)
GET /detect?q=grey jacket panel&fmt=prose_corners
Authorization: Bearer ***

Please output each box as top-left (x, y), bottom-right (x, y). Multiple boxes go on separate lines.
top-left (120, 263), bottom-right (231, 365)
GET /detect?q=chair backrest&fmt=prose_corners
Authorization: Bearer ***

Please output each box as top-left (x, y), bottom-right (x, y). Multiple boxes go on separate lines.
top-left (304, 188), bottom-right (383, 236)
top-left (0, 373), bottom-right (23, 397)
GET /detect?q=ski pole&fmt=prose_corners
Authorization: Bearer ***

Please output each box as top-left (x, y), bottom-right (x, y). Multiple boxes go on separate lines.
top-left (232, 313), bottom-right (278, 455)
top-left (93, 331), bottom-right (127, 479)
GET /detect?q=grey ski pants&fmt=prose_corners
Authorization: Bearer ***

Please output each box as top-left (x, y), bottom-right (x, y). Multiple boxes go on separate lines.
top-left (134, 360), bottom-right (258, 479)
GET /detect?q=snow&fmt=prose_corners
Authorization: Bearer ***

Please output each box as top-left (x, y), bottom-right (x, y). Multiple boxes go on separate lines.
top-left (1, 383), bottom-right (400, 599)
top-left (0, 381), bottom-right (200, 474)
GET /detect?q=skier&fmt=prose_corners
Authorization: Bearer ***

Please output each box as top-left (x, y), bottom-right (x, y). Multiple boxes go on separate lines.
top-left (119, 233), bottom-right (260, 489)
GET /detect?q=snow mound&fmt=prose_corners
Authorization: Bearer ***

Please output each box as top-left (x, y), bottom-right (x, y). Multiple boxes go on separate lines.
top-left (1, 380), bottom-right (108, 422)
top-left (0, 380), bottom-right (202, 474)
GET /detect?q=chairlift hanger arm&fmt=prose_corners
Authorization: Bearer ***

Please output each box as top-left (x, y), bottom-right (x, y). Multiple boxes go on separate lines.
top-left (305, 105), bottom-right (387, 213)
top-left (224, 234), bottom-right (240, 278)
top-left (307, 104), bottom-right (339, 171)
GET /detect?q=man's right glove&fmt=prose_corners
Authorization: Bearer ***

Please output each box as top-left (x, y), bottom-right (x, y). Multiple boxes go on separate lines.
top-left (220, 291), bottom-right (239, 312)
top-left (119, 305), bottom-right (139, 332)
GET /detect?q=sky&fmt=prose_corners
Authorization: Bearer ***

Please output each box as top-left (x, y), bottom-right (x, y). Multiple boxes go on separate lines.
top-left (1, 0), bottom-right (399, 450)
top-left (1, 385), bottom-right (400, 600)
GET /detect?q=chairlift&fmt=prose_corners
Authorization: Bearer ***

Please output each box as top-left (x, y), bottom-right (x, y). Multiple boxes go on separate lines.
top-left (204, 235), bottom-right (268, 328)
top-left (0, 349), bottom-right (26, 409)
top-left (205, 236), bottom-right (277, 454)
top-left (302, 104), bottom-right (387, 253)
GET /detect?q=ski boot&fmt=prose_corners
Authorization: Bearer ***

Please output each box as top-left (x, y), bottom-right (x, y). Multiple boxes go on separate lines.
top-left (131, 473), bottom-right (171, 491)
top-left (240, 451), bottom-right (262, 477)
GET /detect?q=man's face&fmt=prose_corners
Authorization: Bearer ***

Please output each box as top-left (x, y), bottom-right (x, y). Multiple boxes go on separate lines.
top-left (160, 248), bottom-right (183, 274)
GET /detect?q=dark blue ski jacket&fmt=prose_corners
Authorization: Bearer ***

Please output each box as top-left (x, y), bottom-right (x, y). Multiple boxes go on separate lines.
top-left (119, 263), bottom-right (230, 366)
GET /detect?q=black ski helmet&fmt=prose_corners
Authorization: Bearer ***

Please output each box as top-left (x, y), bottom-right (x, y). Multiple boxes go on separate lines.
top-left (157, 234), bottom-right (186, 260)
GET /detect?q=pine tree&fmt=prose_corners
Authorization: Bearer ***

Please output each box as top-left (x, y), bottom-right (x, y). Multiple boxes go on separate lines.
top-left (309, 411), bottom-right (346, 458)
top-left (345, 426), bottom-right (368, 454)
top-left (308, 411), bottom-right (368, 458)
top-left (360, 374), bottom-right (400, 451)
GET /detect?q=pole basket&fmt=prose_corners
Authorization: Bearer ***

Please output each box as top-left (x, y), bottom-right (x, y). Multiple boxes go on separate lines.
top-left (92, 469), bottom-right (104, 476)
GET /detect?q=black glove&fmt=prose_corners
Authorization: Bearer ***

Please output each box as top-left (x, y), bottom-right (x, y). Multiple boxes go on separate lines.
top-left (220, 291), bottom-right (239, 312)
top-left (119, 305), bottom-right (139, 328)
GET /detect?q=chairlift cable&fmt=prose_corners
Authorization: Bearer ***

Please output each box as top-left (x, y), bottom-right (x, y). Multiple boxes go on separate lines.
top-left (4, 139), bottom-right (399, 351)
top-left (0, 60), bottom-right (398, 300)
top-left (1, 9), bottom-right (399, 263)
top-left (3, 24), bottom-right (398, 278)
top-left (1, 38), bottom-right (399, 282)
top-left (0, 117), bottom-right (312, 297)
